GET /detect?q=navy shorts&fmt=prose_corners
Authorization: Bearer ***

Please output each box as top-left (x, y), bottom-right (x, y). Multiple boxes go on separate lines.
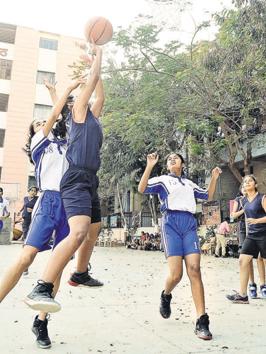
top-left (60, 166), bottom-right (101, 222)
top-left (240, 236), bottom-right (266, 259)
top-left (161, 210), bottom-right (200, 258)
top-left (24, 191), bottom-right (69, 252)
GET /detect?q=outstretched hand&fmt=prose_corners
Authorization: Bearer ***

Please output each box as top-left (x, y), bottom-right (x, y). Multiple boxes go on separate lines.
top-left (211, 167), bottom-right (222, 179)
top-left (147, 153), bottom-right (159, 168)
top-left (44, 79), bottom-right (56, 91)
top-left (67, 77), bottom-right (86, 91)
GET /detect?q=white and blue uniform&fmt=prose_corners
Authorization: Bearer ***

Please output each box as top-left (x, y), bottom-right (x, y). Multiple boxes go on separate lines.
top-left (24, 130), bottom-right (69, 251)
top-left (144, 174), bottom-right (208, 257)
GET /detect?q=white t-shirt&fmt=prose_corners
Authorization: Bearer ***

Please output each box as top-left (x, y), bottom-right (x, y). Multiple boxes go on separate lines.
top-left (30, 130), bottom-right (69, 192)
top-left (144, 174), bottom-right (208, 214)
top-left (0, 197), bottom-right (9, 216)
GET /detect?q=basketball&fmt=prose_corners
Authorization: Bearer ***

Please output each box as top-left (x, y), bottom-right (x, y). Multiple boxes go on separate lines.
top-left (84, 17), bottom-right (113, 45)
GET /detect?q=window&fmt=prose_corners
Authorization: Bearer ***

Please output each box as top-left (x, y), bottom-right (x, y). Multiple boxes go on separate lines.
top-left (0, 23), bottom-right (16, 44)
top-left (0, 59), bottom-right (12, 80)
top-left (39, 37), bottom-right (58, 50)
top-left (28, 176), bottom-right (37, 190)
top-left (34, 104), bottom-right (52, 120)
top-left (0, 93), bottom-right (9, 112)
top-left (0, 129), bottom-right (5, 147)
top-left (36, 71), bottom-right (55, 85)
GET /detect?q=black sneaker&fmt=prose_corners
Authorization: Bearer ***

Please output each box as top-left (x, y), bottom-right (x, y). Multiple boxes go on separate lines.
top-left (32, 315), bottom-right (52, 349)
top-left (24, 280), bottom-right (61, 313)
top-left (159, 290), bottom-right (172, 319)
top-left (195, 313), bottom-right (212, 340)
top-left (68, 269), bottom-right (103, 287)
top-left (226, 292), bottom-right (249, 304)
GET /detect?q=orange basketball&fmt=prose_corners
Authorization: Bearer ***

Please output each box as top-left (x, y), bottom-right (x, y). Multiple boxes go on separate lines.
top-left (84, 17), bottom-right (113, 45)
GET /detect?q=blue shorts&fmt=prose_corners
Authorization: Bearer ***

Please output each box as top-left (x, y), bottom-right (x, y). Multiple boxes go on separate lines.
top-left (60, 166), bottom-right (101, 222)
top-left (24, 191), bottom-right (69, 252)
top-left (161, 210), bottom-right (200, 258)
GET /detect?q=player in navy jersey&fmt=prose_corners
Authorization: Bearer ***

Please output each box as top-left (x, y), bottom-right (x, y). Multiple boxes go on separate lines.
top-left (44, 78), bottom-right (103, 288)
top-left (138, 152), bottom-right (222, 340)
top-left (231, 184), bottom-right (265, 299)
top-left (227, 174), bottom-right (266, 304)
top-left (0, 79), bottom-right (82, 349)
top-left (25, 42), bottom-right (104, 313)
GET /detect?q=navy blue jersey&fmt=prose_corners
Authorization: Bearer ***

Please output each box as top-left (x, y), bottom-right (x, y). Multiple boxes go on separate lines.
top-left (66, 108), bottom-right (103, 171)
top-left (242, 193), bottom-right (266, 238)
top-left (22, 196), bottom-right (38, 220)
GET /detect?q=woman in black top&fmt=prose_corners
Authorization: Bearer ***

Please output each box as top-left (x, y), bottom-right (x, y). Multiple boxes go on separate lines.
top-left (227, 175), bottom-right (266, 303)
top-left (231, 184), bottom-right (265, 299)
top-left (18, 186), bottom-right (38, 240)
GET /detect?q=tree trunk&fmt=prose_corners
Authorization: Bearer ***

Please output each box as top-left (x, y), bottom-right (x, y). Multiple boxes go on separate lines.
top-left (116, 183), bottom-right (128, 230)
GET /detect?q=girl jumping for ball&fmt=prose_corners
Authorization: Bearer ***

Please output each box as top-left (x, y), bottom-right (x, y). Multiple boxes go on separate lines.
top-left (24, 42), bottom-right (104, 313)
top-left (138, 152), bottom-right (222, 340)
top-left (0, 78), bottom-right (83, 348)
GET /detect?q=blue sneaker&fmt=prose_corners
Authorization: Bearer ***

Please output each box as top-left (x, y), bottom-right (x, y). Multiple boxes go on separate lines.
top-left (248, 283), bottom-right (257, 299)
top-left (260, 285), bottom-right (266, 298)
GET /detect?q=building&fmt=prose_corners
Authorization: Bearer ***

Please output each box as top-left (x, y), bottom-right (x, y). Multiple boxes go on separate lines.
top-left (0, 22), bottom-right (82, 208)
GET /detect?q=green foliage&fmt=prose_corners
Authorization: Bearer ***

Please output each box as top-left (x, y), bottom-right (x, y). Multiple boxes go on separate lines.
top-left (90, 0), bottom-right (266, 195)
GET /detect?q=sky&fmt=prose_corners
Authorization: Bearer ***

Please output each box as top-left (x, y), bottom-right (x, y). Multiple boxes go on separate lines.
top-left (2, 0), bottom-right (234, 41)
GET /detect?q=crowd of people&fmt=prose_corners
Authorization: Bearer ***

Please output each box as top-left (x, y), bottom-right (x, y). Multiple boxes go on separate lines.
top-left (126, 231), bottom-right (162, 251)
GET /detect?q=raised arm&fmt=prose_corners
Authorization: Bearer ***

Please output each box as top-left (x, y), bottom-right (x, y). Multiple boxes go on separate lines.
top-left (44, 80), bottom-right (58, 105)
top-left (42, 79), bottom-right (83, 137)
top-left (91, 77), bottom-right (105, 118)
top-left (73, 44), bottom-right (102, 122)
top-left (138, 153), bottom-right (159, 194)
top-left (207, 167), bottom-right (222, 201)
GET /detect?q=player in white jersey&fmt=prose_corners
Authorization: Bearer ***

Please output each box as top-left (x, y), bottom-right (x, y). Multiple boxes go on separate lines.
top-left (138, 152), bottom-right (221, 340)
top-left (0, 79), bottom-right (83, 349)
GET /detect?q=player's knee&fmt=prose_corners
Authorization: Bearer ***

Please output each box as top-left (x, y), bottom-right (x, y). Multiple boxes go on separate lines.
top-left (187, 264), bottom-right (201, 278)
top-left (72, 228), bottom-right (88, 244)
top-left (19, 253), bottom-right (35, 269)
top-left (169, 272), bottom-right (183, 284)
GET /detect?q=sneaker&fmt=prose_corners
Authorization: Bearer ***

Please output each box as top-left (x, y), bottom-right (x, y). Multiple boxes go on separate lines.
top-left (214, 255), bottom-right (219, 258)
top-left (159, 290), bottom-right (172, 319)
top-left (24, 280), bottom-right (61, 313)
top-left (260, 285), bottom-right (266, 298)
top-left (195, 313), bottom-right (212, 340)
top-left (68, 269), bottom-right (103, 287)
top-left (248, 283), bottom-right (257, 299)
top-left (32, 315), bottom-right (51, 349)
top-left (226, 292), bottom-right (249, 304)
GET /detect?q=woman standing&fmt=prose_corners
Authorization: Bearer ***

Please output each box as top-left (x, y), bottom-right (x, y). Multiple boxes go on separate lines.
top-left (227, 175), bottom-right (266, 303)
top-left (18, 186), bottom-right (38, 240)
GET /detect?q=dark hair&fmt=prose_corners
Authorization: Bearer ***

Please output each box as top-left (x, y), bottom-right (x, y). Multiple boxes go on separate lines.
top-left (165, 152), bottom-right (185, 164)
top-left (23, 116), bottom-right (68, 164)
top-left (28, 186), bottom-right (38, 192)
top-left (166, 152), bottom-right (186, 176)
top-left (23, 121), bottom-right (36, 164)
top-left (0, 187), bottom-right (3, 193)
top-left (243, 174), bottom-right (258, 191)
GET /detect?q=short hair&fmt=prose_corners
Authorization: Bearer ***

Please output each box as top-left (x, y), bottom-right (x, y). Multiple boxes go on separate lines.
top-left (0, 187), bottom-right (3, 193)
